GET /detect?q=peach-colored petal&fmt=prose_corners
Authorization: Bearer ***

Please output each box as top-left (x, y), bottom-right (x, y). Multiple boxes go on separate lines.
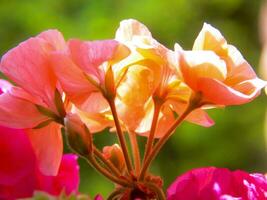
top-left (198, 78), bottom-right (266, 105)
top-left (73, 92), bottom-right (112, 133)
top-left (67, 90), bottom-right (113, 133)
top-left (0, 35), bottom-right (60, 110)
top-left (224, 45), bottom-right (256, 85)
top-left (185, 108), bottom-right (214, 127)
top-left (154, 105), bottom-right (176, 138)
top-left (50, 51), bottom-right (97, 107)
top-left (172, 101), bottom-right (214, 128)
top-left (115, 19), bottom-right (152, 42)
top-left (193, 23), bottom-right (228, 57)
top-left (76, 108), bottom-right (113, 133)
top-left (26, 122), bottom-right (63, 176)
top-left (0, 91), bottom-right (48, 128)
top-left (116, 64), bottom-right (156, 131)
top-left (78, 92), bottom-right (109, 113)
top-left (180, 51), bottom-right (227, 91)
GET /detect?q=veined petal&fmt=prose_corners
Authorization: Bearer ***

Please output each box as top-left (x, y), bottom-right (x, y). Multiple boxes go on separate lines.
top-left (50, 51), bottom-right (97, 107)
top-left (193, 23), bottom-right (228, 57)
top-left (0, 91), bottom-right (48, 128)
top-left (37, 29), bottom-right (66, 50)
top-left (26, 122), bottom-right (63, 176)
top-left (0, 30), bottom-right (65, 110)
top-left (68, 39), bottom-right (130, 84)
top-left (198, 78), bottom-right (266, 105)
top-left (115, 19), bottom-right (152, 42)
top-left (117, 65), bottom-right (154, 106)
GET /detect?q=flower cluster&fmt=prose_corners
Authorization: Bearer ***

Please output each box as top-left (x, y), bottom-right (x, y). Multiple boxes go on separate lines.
top-left (0, 19), bottom-right (266, 199)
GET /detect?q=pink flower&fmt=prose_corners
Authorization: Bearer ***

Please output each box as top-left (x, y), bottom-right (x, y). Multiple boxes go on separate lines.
top-left (0, 31), bottom-right (66, 175)
top-left (167, 167), bottom-right (267, 200)
top-left (0, 30), bottom-right (68, 175)
top-left (0, 125), bottom-right (79, 199)
top-left (0, 80), bottom-right (79, 199)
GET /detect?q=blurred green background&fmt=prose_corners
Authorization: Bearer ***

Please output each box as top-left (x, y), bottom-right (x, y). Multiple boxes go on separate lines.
top-left (0, 0), bottom-right (267, 198)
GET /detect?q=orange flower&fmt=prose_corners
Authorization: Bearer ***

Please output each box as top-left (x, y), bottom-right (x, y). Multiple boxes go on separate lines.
top-left (115, 19), bottom-right (214, 137)
top-left (180, 23), bottom-right (266, 106)
top-left (0, 30), bottom-right (66, 176)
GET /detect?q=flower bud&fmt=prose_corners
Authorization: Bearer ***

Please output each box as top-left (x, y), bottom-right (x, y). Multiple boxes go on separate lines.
top-left (104, 66), bottom-right (116, 99)
top-left (102, 144), bottom-right (125, 171)
top-left (64, 113), bottom-right (92, 156)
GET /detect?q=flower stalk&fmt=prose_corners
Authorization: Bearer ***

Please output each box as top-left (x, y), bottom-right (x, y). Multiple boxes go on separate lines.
top-left (107, 98), bottom-right (133, 175)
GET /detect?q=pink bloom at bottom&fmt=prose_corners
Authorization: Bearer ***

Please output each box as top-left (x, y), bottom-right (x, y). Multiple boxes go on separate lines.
top-left (167, 167), bottom-right (267, 200)
top-left (0, 124), bottom-right (80, 199)
top-left (0, 125), bottom-right (80, 199)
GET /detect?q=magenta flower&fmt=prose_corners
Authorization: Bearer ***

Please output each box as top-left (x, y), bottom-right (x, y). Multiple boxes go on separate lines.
top-left (0, 80), bottom-right (79, 199)
top-left (167, 167), bottom-right (267, 200)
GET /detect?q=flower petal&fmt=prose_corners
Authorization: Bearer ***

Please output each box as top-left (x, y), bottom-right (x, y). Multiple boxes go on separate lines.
top-left (37, 29), bottom-right (66, 50)
top-left (26, 122), bottom-right (63, 176)
top-left (0, 30), bottom-right (65, 110)
top-left (198, 78), bottom-right (266, 105)
top-left (115, 19), bottom-right (152, 42)
top-left (68, 39), bottom-right (129, 83)
top-left (37, 154), bottom-right (80, 195)
top-left (51, 51), bottom-right (97, 107)
top-left (0, 91), bottom-right (47, 128)
top-left (0, 79), bottom-right (12, 94)
top-left (0, 126), bottom-right (36, 185)
top-left (180, 51), bottom-right (227, 91)
top-left (193, 23), bottom-right (228, 57)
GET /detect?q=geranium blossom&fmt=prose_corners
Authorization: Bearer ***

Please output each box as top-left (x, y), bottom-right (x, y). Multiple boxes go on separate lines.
top-left (115, 19), bottom-right (214, 138)
top-left (167, 167), bottom-right (267, 200)
top-left (179, 23), bottom-right (267, 106)
top-left (0, 31), bottom-right (67, 175)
